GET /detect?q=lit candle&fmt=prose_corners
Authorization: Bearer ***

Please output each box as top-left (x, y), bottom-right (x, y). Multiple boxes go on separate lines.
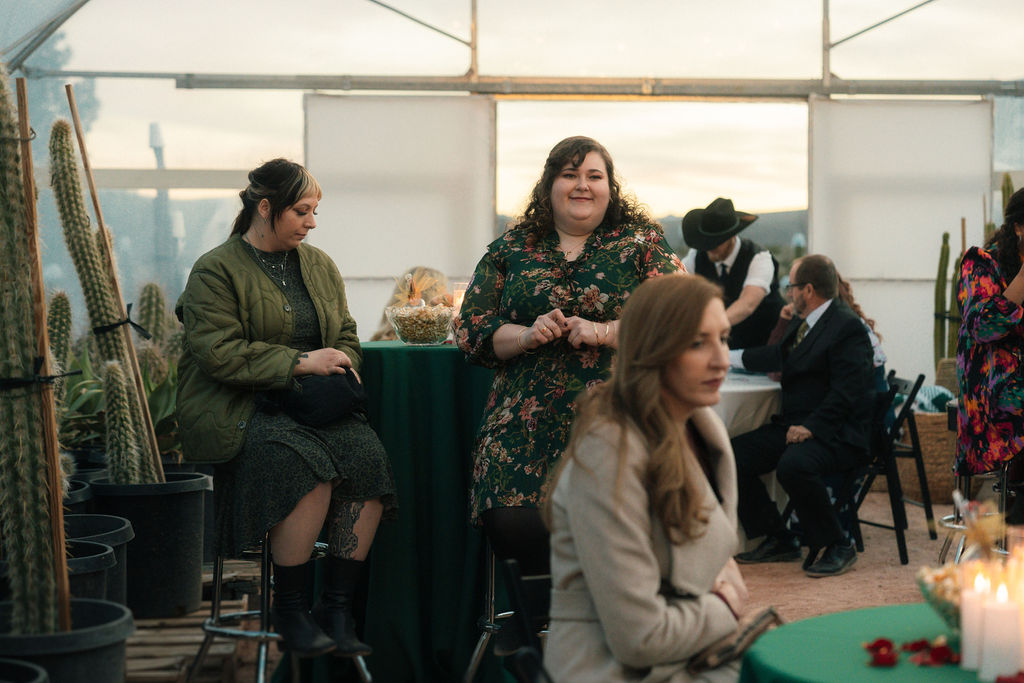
top-left (961, 569), bottom-right (989, 671)
top-left (451, 281), bottom-right (468, 313)
top-left (979, 582), bottom-right (1021, 682)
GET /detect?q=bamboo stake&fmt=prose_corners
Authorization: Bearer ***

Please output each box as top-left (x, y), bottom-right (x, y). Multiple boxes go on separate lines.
top-left (16, 78), bottom-right (70, 631)
top-left (961, 217), bottom-right (966, 256)
top-left (64, 84), bottom-right (165, 482)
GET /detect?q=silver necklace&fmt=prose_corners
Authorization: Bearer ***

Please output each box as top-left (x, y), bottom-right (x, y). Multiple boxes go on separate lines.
top-left (244, 238), bottom-right (289, 287)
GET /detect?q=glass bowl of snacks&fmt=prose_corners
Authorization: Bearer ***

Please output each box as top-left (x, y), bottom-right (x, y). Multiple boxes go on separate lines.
top-left (386, 303), bottom-right (454, 345)
top-left (916, 564), bottom-right (960, 631)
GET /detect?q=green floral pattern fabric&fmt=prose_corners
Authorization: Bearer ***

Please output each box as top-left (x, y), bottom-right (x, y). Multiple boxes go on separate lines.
top-left (455, 222), bottom-right (684, 522)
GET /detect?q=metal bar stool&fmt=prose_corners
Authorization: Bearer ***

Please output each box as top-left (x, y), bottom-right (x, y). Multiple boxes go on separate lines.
top-left (463, 549), bottom-right (514, 683)
top-left (187, 536), bottom-right (372, 683)
top-left (938, 463), bottom-right (1010, 564)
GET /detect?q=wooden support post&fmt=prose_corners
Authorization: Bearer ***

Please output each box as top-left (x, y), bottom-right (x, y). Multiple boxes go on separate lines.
top-left (64, 84), bottom-right (165, 482)
top-left (16, 77), bottom-right (71, 631)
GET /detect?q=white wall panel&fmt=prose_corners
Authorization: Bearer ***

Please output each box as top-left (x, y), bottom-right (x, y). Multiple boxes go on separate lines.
top-left (304, 94), bottom-right (496, 339)
top-left (809, 98), bottom-right (992, 383)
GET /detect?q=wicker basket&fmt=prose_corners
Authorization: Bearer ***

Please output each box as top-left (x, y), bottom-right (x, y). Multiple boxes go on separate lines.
top-left (872, 411), bottom-right (957, 504)
top-left (901, 412), bottom-right (957, 504)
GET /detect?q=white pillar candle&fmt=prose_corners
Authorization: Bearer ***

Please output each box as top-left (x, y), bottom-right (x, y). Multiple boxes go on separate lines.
top-left (962, 571), bottom-right (990, 671)
top-left (979, 583), bottom-right (1021, 682)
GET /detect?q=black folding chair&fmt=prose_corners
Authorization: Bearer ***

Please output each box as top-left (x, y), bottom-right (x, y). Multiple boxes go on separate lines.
top-left (845, 371), bottom-right (930, 565)
top-left (887, 373), bottom-right (938, 539)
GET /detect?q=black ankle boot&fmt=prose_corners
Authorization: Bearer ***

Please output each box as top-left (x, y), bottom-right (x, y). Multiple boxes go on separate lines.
top-left (271, 561), bottom-right (336, 657)
top-left (314, 556), bottom-right (372, 657)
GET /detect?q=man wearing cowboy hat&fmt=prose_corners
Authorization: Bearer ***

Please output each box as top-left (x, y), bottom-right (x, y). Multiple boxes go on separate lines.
top-left (681, 197), bottom-right (785, 348)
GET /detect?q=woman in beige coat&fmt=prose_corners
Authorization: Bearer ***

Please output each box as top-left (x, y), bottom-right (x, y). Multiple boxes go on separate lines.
top-left (544, 273), bottom-right (747, 682)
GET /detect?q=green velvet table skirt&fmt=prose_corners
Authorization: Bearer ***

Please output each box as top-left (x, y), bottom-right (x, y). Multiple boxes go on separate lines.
top-left (277, 341), bottom-right (506, 682)
top-left (740, 603), bottom-right (972, 682)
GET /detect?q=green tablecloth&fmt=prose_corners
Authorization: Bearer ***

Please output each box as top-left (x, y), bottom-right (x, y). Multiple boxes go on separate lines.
top-left (359, 341), bottom-right (500, 682)
top-left (740, 603), bottom-right (972, 682)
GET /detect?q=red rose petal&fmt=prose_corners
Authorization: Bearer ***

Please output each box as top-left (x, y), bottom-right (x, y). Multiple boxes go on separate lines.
top-left (901, 639), bottom-right (929, 652)
top-left (928, 645), bottom-right (954, 664)
top-left (864, 638), bottom-right (895, 653)
top-left (870, 651), bottom-right (899, 667)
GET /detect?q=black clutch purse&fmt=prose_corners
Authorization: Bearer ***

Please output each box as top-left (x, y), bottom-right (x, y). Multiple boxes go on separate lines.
top-left (271, 372), bottom-right (368, 427)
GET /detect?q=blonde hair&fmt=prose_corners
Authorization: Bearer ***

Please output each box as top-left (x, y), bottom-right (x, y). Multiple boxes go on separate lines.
top-left (545, 274), bottom-right (723, 543)
top-left (369, 266), bottom-right (450, 341)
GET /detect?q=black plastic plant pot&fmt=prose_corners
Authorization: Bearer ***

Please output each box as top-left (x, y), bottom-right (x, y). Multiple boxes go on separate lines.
top-left (64, 514), bottom-right (134, 605)
top-left (0, 657), bottom-right (49, 682)
top-left (69, 462), bottom-right (108, 483)
top-left (66, 540), bottom-right (115, 601)
top-left (0, 599), bottom-right (134, 683)
top-left (89, 472), bottom-right (212, 618)
top-left (62, 480), bottom-right (92, 515)
top-left (0, 541), bottom-right (112, 603)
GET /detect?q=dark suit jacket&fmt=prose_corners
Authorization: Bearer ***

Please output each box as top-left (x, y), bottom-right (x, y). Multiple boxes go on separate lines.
top-left (741, 299), bottom-right (875, 457)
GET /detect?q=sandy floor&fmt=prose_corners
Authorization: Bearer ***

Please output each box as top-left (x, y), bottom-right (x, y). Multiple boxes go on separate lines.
top-left (742, 491), bottom-right (955, 623)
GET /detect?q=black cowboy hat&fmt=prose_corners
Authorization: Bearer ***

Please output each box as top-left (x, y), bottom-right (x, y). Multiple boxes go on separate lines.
top-left (681, 197), bottom-right (759, 251)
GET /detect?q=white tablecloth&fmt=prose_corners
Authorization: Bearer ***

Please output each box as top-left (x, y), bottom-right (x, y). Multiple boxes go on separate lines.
top-left (712, 371), bottom-right (781, 437)
top-left (711, 371), bottom-right (784, 549)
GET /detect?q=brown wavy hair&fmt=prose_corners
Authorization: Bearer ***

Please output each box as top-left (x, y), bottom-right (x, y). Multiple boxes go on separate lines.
top-left (544, 274), bottom-right (723, 543)
top-left (514, 136), bottom-right (653, 246)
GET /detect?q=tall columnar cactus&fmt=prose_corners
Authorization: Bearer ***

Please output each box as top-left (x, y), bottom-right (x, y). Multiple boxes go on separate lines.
top-left (0, 62), bottom-right (59, 634)
top-left (47, 290), bottom-right (72, 407)
top-left (49, 119), bottom-right (158, 483)
top-left (934, 232), bottom-right (950, 369)
top-left (138, 281), bottom-right (167, 345)
top-left (1003, 172), bottom-right (1015, 213)
top-left (138, 340), bottom-right (168, 386)
top-left (103, 360), bottom-right (156, 484)
top-left (947, 254), bottom-right (961, 359)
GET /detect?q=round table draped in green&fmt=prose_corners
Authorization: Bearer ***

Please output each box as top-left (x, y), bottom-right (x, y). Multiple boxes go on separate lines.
top-left (740, 603), bottom-right (975, 682)
top-left (361, 341), bottom-right (499, 682)
top-left (276, 341), bottom-right (506, 682)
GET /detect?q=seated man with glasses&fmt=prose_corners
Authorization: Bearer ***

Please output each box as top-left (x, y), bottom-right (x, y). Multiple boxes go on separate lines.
top-left (728, 254), bottom-right (875, 578)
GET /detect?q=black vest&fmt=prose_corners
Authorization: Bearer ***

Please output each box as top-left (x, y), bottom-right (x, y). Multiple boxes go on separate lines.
top-left (694, 238), bottom-right (785, 349)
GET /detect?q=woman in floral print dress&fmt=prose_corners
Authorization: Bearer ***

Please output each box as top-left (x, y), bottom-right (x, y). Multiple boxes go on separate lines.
top-left (455, 136), bottom-right (684, 578)
top-left (957, 188), bottom-right (1024, 520)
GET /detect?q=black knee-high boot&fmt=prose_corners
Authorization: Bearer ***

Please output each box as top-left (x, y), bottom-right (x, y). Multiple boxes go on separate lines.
top-left (314, 555), bottom-right (372, 656)
top-left (271, 561), bottom-right (336, 657)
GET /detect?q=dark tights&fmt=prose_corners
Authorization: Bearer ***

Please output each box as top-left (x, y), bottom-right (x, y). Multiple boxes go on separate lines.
top-left (480, 506), bottom-right (550, 577)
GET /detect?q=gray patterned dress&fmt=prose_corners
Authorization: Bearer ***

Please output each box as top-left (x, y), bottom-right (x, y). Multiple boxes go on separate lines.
top-left (214, 247), bottom-right (397, 557)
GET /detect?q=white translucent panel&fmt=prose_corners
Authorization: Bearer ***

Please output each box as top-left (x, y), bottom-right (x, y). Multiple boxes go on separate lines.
top-left (304, 94), bottom-right (495, 339)
top-left (809, 97), bottom-right (992, 383)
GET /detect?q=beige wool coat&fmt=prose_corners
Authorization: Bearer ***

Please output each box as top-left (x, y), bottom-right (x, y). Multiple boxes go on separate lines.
top-left (544, 408), bottom-right (742, 682)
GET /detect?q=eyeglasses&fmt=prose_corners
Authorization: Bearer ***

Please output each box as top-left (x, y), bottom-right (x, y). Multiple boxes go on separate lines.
top-left (784, 282), bottom-right (806, 291)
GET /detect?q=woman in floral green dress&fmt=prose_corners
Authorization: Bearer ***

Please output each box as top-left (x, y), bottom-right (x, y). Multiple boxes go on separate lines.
top-left (455, 136), bottom-right (684, 578)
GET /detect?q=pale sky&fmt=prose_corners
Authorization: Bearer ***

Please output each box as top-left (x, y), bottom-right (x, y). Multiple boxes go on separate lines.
top-left (4, 0), bottom-right (1023, 215)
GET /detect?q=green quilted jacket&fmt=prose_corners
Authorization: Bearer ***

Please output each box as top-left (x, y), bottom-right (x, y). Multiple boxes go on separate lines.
top-left (174, 235), bottom-right (361, 464)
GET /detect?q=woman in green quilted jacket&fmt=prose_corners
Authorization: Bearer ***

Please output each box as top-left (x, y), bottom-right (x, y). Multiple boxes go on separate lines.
top-left (176, 159), bottom-right (396, 659)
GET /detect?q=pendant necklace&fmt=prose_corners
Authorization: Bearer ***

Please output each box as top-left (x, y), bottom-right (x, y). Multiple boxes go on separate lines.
top-left (245, 236), bottom-right (289, 287)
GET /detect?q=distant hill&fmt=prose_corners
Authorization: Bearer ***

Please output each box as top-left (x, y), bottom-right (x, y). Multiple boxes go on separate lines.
top-left (497, 210), bottom-right (808, 258)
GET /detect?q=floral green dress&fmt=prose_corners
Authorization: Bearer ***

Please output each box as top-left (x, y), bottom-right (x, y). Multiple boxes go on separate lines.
top-left (455, 222), bottom-right (684, 522)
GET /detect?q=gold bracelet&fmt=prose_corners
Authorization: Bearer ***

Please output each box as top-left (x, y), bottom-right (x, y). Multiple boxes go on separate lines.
top-left (592, 321), bottom-right (599, 343)
top-left (602, 323), bottom-right (610, 344)
top-left (517, 328), bottom-right (535, 354)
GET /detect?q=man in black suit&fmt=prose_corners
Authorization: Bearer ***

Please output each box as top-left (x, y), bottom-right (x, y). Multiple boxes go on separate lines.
top-left (731, 254), bottom-right (874, 577)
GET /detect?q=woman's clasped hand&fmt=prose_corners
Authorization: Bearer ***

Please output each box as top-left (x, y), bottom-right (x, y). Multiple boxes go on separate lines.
top-left (519, 308), bottom-right (614, 351)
